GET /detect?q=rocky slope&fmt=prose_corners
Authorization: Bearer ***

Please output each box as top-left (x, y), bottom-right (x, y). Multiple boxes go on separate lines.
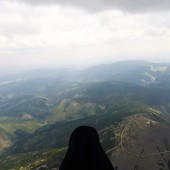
top-left (109, 114), bottom-right (170, 170)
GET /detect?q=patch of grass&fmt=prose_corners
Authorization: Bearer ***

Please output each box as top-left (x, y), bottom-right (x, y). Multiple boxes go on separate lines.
top-left (0, 120), bottom-right (41, 134)
top-left (49, 99), bottom-right (96, 122)
top-left (0, 116), bottom-right (15, 122)
top-left (0, 147), bottom-right (66, 170)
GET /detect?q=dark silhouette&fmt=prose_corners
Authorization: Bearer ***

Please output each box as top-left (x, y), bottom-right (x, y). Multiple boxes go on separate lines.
top-left (59, 126), bottom-right (114, 170)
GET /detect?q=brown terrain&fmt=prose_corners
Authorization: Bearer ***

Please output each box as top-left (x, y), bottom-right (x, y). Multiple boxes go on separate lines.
top-left (108, 114), bottom-right (170, 170)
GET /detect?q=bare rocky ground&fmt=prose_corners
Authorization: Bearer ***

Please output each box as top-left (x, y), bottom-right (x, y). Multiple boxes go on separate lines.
top-left (35, 164), bottom-right (58, 170)
top-left (109, 114), bottom-right (170, 170)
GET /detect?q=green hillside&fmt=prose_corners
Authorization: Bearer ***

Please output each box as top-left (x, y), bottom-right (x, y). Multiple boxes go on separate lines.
top-left (0, 110), bottom-right (147, 169)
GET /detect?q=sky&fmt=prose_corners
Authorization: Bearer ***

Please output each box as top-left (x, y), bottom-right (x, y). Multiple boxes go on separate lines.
top-left (0, 0), bottom-right (170, 70)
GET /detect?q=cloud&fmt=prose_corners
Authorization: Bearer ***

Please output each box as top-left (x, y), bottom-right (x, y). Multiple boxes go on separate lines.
top-left (0, 1), bottom-right (170, 71)
top-left (9, 0), bottom-right (170, 13)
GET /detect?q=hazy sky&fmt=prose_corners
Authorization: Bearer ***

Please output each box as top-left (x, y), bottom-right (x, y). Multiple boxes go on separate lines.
top-left (0, 0), bottom-right (170, 70)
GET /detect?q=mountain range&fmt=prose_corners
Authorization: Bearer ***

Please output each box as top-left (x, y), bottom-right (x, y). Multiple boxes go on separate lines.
top-left (0, 60), bottom-right (170, 169)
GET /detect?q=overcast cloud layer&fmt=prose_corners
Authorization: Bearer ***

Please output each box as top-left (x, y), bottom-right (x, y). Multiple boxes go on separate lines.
top-left (0, 1), bottom-right (170, 71)
top-left (9, 0), bottom-right (170, 12)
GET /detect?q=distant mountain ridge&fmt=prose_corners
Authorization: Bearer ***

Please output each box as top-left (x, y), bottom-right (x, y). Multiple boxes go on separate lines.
top-left (78, 60), bottom-right (170, 87)
top-left (1, 60), bottom-right (170, 88)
